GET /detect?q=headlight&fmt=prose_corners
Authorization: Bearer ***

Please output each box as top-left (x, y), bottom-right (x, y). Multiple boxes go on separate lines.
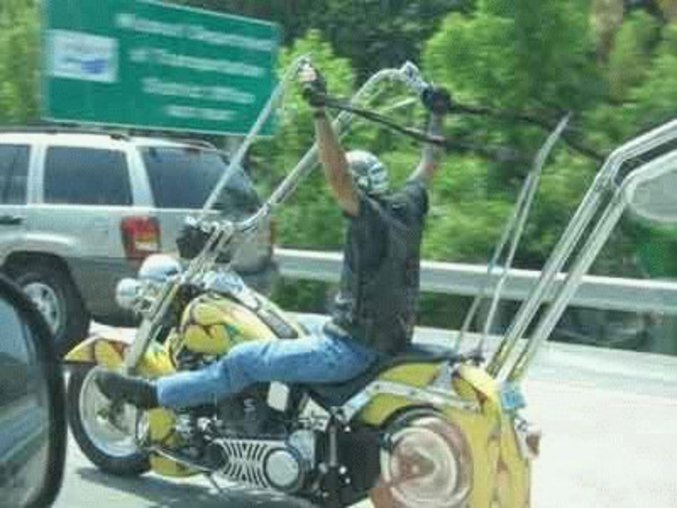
top-left (115, 278), bottom-right (143, 311)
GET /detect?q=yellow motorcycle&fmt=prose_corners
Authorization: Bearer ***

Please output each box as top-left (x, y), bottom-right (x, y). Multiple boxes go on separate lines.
top-left (64, 56), bottom-right (677, 507)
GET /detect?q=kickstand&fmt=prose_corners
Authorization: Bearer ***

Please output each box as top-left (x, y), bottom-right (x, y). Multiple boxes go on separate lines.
top-left (205, 473), bottom-right (230, 498)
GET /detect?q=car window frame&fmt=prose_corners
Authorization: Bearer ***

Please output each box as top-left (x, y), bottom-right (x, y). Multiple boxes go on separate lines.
top-left (0, 274), bottom-right (66, 507)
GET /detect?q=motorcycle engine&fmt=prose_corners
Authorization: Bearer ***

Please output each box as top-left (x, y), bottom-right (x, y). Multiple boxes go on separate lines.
top-left (215, 385), bottom-right (273, 437)
top-left (204, 429), bottom-right (314, 493)
top-left (171, 383), bottom-right (315, 494)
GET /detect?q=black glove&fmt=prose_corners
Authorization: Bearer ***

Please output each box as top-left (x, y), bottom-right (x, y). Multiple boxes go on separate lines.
top-left (299, 63), bottom-right (328, 108)
top-left (176, 220), bottom-right (213, 260)
top-left (422, 86), bottom-right (453, 115)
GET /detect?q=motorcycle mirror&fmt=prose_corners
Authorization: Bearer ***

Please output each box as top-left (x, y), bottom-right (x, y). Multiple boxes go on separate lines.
top-left (626, 154), bottom-right (677, 224)
top-left (0, 275), bottom-right (67, 507)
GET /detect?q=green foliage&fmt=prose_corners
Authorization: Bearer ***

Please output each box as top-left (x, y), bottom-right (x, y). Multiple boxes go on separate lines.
top-left (176, 0), bottom-right (467, 79)
top-left (523, 151), bottom-right (597, 263)
top-left (251, 30), bottom-right (356, 250)
top-left (607, 11), bottom-right (661, 101)
top-left (0, 0), bottom-right (39, 124)
top-left (626, 24), bottom-right (677, 130)
top-left (423, 156), bottom-right (513, 262)
top-left (2, 0), bottom-right (676, 322)
top-left (426, 0), bottom-right (603, 112)
top-left (585, 23), bottom-right (677, 145)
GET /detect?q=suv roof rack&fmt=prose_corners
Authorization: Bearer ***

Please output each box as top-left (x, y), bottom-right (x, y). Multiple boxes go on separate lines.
top-left (0, 125), bottom-right (130, 140)
top-left (160, 137), bottom-right (217, 150)
top-left (0, 126), bottom-right (222, 150)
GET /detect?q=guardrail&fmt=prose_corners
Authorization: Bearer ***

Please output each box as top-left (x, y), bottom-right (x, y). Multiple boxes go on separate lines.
top-left (275, 248), bottom-right (677, 315)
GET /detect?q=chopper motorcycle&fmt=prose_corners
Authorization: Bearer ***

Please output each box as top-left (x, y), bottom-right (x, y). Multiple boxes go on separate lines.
top-left (64, 56), bottom-right (677, 507)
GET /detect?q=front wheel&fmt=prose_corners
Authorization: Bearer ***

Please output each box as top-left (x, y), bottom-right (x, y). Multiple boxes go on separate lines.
top-left (67, 365), bottom-right (150, 476)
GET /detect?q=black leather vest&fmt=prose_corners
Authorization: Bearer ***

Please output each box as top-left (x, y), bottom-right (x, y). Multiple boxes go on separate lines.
top-left (332, 193), bottom-right (424, 354)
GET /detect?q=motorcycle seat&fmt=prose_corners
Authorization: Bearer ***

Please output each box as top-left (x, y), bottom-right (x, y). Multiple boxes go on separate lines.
top-left (305, 343), bottom-right (463, 408)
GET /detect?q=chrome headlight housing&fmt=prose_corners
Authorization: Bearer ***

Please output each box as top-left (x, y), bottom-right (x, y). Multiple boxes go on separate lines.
top-left (115, 278), bottom-right (143, 311)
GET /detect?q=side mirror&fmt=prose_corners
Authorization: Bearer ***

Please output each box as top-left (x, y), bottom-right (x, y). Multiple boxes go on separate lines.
top-left (626, 162), bottom-right (677, 224)
top-left (0, 275), bottom-right (66, 507)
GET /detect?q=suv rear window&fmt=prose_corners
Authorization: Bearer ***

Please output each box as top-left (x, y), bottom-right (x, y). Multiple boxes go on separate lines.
top-left (141, 147), bottom-right (260, 213)
top-left (44, 147), bottom-right (132, 206)
top-left (0, 144), bottom-right (30, 205)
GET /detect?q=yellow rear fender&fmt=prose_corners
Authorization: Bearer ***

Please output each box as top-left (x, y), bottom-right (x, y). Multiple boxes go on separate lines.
top-left (358, 362), bottom-right (529, 508)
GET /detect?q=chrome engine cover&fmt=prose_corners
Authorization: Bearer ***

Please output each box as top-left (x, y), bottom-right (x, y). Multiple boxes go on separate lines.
top-left (208, 431), bottom-right (314, 493)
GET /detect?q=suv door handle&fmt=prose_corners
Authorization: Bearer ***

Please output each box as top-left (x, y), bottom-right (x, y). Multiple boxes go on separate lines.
top-left (0, 215), bottom-right (24, 226)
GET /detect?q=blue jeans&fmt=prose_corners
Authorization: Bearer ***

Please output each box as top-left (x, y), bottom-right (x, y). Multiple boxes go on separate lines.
top-left (156, 316), bottom-right (378, 410)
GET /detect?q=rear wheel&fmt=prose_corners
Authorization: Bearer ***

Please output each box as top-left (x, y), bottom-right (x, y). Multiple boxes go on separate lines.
top-left (14, 263), bottom-right (90, 355)
top-left (67, 365), bottom-right (150, 476)
top-left (371, 411), bottom-right (473, 508)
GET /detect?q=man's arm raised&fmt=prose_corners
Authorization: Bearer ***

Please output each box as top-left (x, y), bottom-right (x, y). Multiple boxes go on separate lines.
top-left (410, 112), bottom-right (445, 186)
top-left (313, 108), bottom-right (359, 216)
top-left (410, 86), bottom-right (452, 186)
top-left (299, 63), bottom-right (359, 216)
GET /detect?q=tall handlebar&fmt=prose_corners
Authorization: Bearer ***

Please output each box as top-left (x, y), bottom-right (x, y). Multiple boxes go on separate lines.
top-left (199, 56), bottom-right (312, 217)
top-left (487, 119), bottom-right (677, 378)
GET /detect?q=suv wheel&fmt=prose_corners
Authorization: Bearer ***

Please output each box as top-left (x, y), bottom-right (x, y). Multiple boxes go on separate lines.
top-left (14, 264), bottom-right (90, 355)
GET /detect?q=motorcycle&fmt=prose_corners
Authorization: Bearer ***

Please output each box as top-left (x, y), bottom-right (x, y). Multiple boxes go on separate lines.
top-left (64, 56), bottom-right (677, 507)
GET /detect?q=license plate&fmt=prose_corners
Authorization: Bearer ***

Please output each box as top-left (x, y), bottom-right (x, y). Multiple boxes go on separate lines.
top-left (500, 383), bottom-right (526, 411)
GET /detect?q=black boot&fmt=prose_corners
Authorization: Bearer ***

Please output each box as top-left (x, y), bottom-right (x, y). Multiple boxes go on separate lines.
top-left (95, 371), bottom-right (159, 410)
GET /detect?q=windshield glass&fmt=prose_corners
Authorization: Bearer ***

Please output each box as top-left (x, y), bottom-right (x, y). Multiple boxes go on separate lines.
top-left (141, 146), bottom-right (260, 214)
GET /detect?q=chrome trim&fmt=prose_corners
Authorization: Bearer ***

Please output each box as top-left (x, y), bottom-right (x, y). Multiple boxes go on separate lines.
top-left (505, 149), bottom-right (677, 382)
top-left (148, 444), bottom-right (211, 473)
top-left (431, 361), bottom-right (455, 389)
top-left (513, 416), bottom-right (541, 461)
top-left (338, 380), bottom-right (480, 423)
top-left (298, 396), bottom-right (331, 432)
top-left (457, 116), bottom-right (569, 354)
top-left (487, 119), bottom-right (677, 377)
top-left (215, 438), bottom-right (289, 489)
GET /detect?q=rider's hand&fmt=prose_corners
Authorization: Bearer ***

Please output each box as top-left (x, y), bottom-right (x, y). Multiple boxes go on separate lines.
top-left (299, 63), bottom-right (328, 109)
top-left (176, 219), bottom-right (213, 260)
top-left (422, 86), bottom-right (453, 115)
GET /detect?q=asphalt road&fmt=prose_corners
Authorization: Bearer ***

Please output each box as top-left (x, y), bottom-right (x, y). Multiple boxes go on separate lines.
top-left (54, 324), bottom-right (677, 508)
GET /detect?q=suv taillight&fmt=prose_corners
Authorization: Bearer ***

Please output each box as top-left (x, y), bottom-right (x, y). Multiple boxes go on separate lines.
top-left (120, 217), bottom-right (160, 261)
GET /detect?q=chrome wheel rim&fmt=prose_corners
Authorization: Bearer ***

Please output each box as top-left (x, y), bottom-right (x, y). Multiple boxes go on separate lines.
top-left (78, 368), bottom-right (143, 458)
top-left (23, 282), bottom-right (63, 335)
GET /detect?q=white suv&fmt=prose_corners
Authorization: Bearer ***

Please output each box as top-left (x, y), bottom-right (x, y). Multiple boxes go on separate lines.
top-left (0, 128), bottom-right (276, 353)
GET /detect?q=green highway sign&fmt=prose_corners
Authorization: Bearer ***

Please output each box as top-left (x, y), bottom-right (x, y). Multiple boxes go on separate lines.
top-left (42, 0), bottom-right (279, 135)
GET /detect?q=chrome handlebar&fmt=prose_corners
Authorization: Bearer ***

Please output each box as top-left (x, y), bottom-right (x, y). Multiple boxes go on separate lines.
top-left (123, 58), bottom-right (432, 372)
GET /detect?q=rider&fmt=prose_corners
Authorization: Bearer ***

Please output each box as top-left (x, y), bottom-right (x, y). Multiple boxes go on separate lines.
top-left (95, 64), bottom-right (451, 410)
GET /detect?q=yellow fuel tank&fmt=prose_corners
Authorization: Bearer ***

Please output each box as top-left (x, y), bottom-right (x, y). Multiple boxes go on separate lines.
top-left (167, 291), bottom-right (305, 362)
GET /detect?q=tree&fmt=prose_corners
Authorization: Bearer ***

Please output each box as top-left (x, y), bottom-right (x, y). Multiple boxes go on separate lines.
top-left (175, 1), bottom-right (467, 79)
top-left (0, 0), bottom-right (39, 124)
